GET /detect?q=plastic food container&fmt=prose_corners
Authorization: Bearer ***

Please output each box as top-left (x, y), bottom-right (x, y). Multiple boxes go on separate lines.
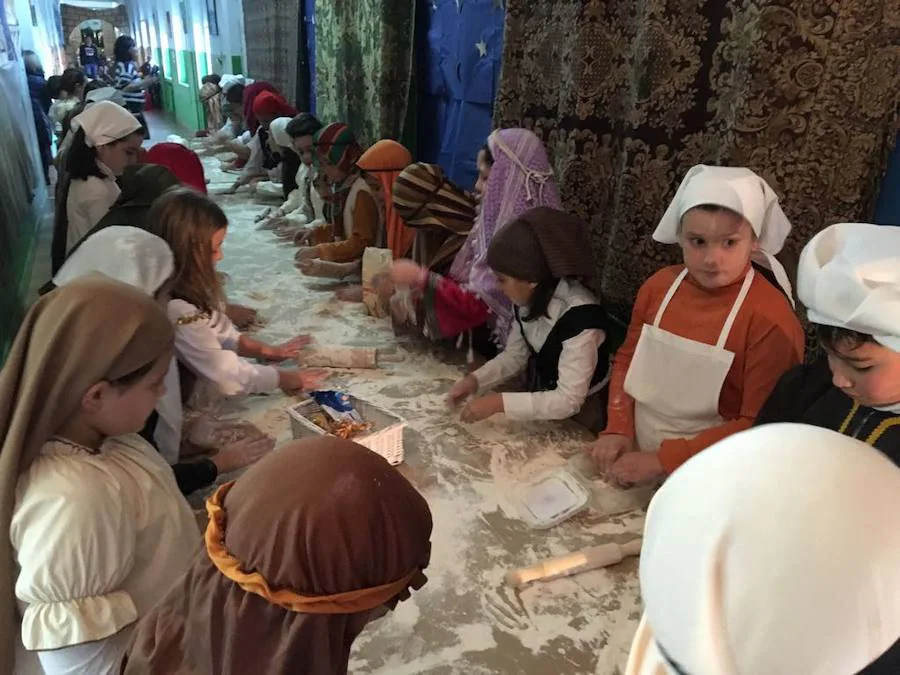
top-left (514, 469), bottom-right (591, 530)
top-left (287, 396), bottom-right (405, 466)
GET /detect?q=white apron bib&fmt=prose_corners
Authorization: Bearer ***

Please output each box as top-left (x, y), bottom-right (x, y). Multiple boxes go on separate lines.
top-left (624, 268), bottom-right (754, 452)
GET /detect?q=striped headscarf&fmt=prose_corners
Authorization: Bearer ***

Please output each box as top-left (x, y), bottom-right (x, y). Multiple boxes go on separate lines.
top-left (314, 123), bottom-right (364, 176)
top-left (392, 163), bottom-right (476, 236)
top-left (314, 123), bottom-right (365, 228)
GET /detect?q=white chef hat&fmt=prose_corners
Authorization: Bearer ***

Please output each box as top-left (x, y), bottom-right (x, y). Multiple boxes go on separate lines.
top-left (84, 86), bottom-right (127, 107)
top-left (219, 74), bottom-right (246, 94)
top-left (654, 165), bottom-right (794, 302)
top-left (70, 100), bottom-right (142, 148)
top-left (268, 117), bottom-right (292, 148)
top-left (54, 226), bottom-right (174, 295)
top-left (626, 423), bottom-right (900, 675)
top-left (798, 222), bottom-right (900, 352)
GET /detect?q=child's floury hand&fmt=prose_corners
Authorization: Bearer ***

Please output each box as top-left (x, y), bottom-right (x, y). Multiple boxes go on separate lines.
top-left (447, 374), bottom-right (478, 407)
top-left (264, 335), bottom-right (313, 361)
top-left (460, 394), bottom-right (503, 423)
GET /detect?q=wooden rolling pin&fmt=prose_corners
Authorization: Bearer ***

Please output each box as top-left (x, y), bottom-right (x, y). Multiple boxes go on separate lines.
top-left (505, 539), bottom-right (642, 588)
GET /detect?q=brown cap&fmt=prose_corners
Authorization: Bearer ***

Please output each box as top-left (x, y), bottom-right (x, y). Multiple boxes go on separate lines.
top-left (487, 207), bottom-right (595, 282)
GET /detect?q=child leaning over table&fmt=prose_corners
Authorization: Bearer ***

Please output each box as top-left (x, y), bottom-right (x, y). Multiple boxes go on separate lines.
top-left (448, 207), bottom-right (613, 432)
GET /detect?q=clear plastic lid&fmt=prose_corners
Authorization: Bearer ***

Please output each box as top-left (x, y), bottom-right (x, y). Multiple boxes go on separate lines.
top-left (514, 469), bottom-right (590, 530)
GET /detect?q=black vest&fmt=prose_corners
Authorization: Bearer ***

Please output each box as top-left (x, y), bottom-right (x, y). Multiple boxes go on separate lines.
top-left (514, 304), bottom-right (611, 393)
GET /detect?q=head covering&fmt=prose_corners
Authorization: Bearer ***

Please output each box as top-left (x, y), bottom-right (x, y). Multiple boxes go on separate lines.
top-left (54, 226), bottom-right (174, 293)
top-left (242, 81), bottom-right (278, 133)
top-left (286, 112), bottom-right (323, 139)
top-left (358, 140), bottom-right (414, 258)
top-left (392, 163), bottom-right (477, 272)
top-left (219, 74), bottom-right (246, 94)
top-left (653, 165), bottom-right (794, 302)
top-left (71, 100), bottom-right (141, 148)
top-left (393, 162), bottom-right (476, 235)
top-left (122, 438), bottom-right (432, 675)
top-left (268, 116), bottom-right (293, 148)
top-left (451, 128), bottom-right (561, 342)
top-left (797, 222), bottom-right (900, 353)
top-left (84, 86), bottom-right (126, 106)
top-left (0, 276), bottom-right (174, 670)
top-left (251, 91), bottom-right (297, 119)
top-left (199, 81), bottom-right (220, 102)
top-left (627, 423), bottom-right (900, 675)
top-left (487, 207), bottom-right (594, 282)
top-left (314, 122), bottom-right (364, 175)
top-left (143, 143), bottom-right (207, 194)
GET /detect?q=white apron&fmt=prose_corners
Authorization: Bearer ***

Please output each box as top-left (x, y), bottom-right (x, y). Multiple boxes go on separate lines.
top-left (624, 268), bottom-right (755, 452)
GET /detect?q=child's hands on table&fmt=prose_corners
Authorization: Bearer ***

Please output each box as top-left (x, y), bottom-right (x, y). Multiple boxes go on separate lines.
top-left (278, 368), bottom-right (330, 394)
top-left (585, 434), bottom-right (633, 472)
top-left (460, 393), bottom-right (504, 423)
top-left (608, 451), bottom-right (664, 487)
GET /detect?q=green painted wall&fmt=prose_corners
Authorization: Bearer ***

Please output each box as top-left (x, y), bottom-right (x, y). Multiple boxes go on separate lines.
top-left (231, 55), bottom-right (242, 74)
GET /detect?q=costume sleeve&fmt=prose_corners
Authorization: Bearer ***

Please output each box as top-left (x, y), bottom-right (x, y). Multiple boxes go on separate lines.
top-left (316, 191), bottom-right (378, 262)
top-left (242, 134), bottom-right (266, 174)
top-left (473, 321), bottom-right (530, 391)
top-left (657, 314), bottom-right (805, 473)
top-left (503, 329), bottom-right (604, 420)
top-left (282, 165), bottom-right (311, 216)
top-left (13, 463), bottom-right (138, 652)
top-left (755, 358), bottom-right (833, 426)
top-left (36, 630), bottom-right (133, 675)
top-left (168, 300), bottom-right (279, 397)
top-left (602, 279), bottom-right (654, 438)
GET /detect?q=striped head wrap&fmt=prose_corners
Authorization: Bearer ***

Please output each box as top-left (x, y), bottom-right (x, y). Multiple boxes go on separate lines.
top-left (314, 123), bottom-right (364, 176)
top-left (392, 163), bottom-right (476, 236)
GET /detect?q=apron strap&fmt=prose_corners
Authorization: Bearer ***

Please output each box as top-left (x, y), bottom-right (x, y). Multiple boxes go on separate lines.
top-left (716, 268), bottom-right (755, 348)
top-left (653, 268), bottom-right (690, 327)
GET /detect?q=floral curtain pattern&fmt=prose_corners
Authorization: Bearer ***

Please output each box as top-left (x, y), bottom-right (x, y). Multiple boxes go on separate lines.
top-left (496, 0), bottom-right (900, 316)
top-left (314, 0), bottom-right (415, 146)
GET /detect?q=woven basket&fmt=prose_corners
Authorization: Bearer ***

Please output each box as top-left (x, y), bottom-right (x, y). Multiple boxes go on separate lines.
top-left (287, 396), bottom-right (405, 466)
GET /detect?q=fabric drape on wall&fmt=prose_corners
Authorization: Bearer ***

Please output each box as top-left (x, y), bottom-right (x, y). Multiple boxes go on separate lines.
top-left (496, 1), bottom-right (900, 316)
top-left (242, 0), bottom-right (299, 104)
top-left (314, 0), bottom-right (416, 147)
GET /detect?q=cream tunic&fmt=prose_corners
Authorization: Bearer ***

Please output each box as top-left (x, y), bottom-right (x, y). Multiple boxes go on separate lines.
top-left (12, 434), bottom-right (199, 674)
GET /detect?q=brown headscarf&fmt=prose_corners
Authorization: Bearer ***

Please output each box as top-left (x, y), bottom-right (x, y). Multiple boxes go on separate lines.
top-left (122, 437), bottom-right (433, 675)
top-left (0, 275), bottom-right (174, 672)
top-left (487, 206), bottom-right (595, 282)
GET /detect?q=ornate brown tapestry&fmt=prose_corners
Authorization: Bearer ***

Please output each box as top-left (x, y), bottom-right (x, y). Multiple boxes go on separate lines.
top-left (314, 0), bottom-right (415, 146)
top-left (496, 1), bottom-right (900, 316)
top-left (242, 0), bottom-right (299, 103)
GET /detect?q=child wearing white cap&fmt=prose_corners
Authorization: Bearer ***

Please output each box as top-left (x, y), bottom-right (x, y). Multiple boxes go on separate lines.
top-left (756, 222), bottom-right (900, 466)
top-left (589, 165), bottom-right (805, 485)
top-left (624, 424), bottom-right (900, 675)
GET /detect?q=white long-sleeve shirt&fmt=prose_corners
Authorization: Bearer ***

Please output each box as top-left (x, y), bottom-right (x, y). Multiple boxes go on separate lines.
top-left (168, 299), bottom-right (279, 397)
top-left (281, 162), bottom-right (326, 229)
top-left (473, 279), bottom-right (606, 421)
top-left (65, 163), bottom-right (119, 253)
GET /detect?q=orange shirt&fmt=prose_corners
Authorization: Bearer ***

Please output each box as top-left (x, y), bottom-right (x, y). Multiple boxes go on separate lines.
top-left (605, 265), bottom-right (804, 473)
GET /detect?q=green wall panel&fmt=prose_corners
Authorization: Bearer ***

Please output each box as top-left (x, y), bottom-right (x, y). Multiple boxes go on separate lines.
top-left (231, 55), bottom-right (242, 74)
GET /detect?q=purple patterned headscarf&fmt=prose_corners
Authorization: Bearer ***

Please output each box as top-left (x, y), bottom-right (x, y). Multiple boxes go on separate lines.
top-left (450, 128), bottom-right (560, 341)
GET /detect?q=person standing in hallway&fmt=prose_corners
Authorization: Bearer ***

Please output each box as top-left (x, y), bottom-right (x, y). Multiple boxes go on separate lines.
top-left (589, 165), bottom-right (805, 486)
top-left (23, 50), bottom-right (53, 185)
top-left (78, 34), bottom-right (100, 79)
top-left (113, 35), bottom-right (154, 138)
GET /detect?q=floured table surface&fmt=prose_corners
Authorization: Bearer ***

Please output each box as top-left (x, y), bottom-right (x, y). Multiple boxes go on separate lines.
top-left (188, 148), bottom-right (646, 674)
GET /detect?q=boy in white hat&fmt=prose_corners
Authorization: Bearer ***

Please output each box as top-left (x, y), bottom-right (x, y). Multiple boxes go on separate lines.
top-left (590, 165), bottom-right (805, 485)
top-left (756, 222), bottom-right (900, 465)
